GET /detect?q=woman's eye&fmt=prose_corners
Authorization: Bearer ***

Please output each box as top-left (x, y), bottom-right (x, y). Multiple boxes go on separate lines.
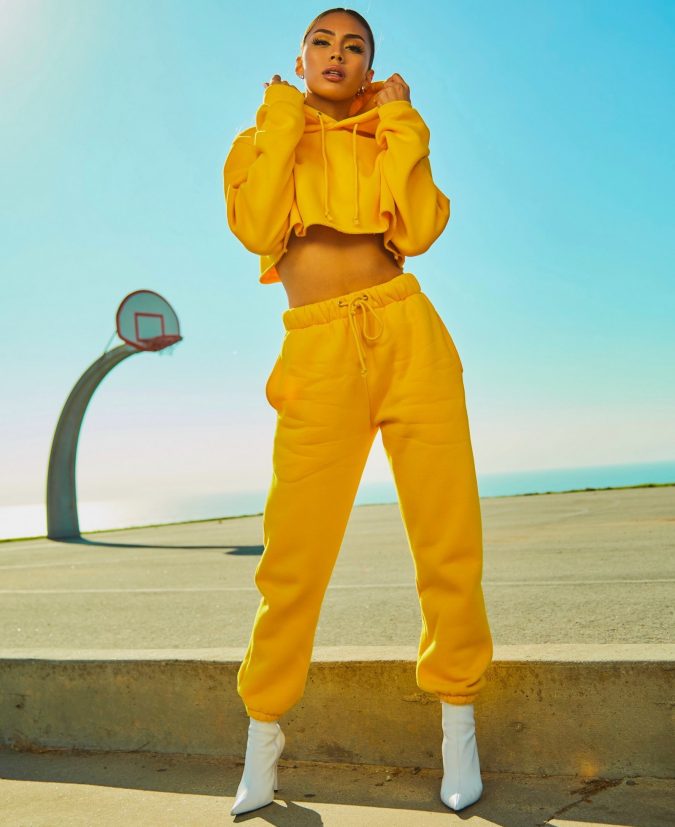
top-left (310, 37), bottom-right (364, 54)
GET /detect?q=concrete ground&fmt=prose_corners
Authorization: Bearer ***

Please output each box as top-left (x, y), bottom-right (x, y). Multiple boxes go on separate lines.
top-left (1, 748), bottom-right (674, 826)
top-left (0, 485), bottom-right (673, 650)
top-left (1, 485), bottom-right (673, 825)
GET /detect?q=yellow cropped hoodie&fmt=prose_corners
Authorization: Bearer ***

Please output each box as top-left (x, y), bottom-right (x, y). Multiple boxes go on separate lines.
top-left (223, 80), bottom-right (450, 284)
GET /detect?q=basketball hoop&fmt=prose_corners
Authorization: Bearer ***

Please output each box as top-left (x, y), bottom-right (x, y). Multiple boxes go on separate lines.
top-left (116, 290), bottom-right (182, 353)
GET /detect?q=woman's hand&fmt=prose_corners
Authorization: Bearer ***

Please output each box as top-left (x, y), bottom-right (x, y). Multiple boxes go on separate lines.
top-left (375, 73), bottom-right (411, 106)
top-left (263, 73), bottom-right (301, 92)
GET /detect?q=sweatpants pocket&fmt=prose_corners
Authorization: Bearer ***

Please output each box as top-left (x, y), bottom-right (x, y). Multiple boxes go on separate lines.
top-left (264, 355), bottom-right (284, 411)
top-left (420, 295), bottom-right (464, 373)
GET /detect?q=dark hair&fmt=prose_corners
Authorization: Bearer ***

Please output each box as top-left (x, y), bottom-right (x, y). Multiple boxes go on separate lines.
top-left (301, 7), bottom-right (375, 71)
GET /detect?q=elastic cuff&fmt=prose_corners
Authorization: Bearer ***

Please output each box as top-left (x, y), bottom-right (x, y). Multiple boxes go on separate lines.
top-left (246, 705), bottom-right (281, 723)
top-left (263, 82), bottom-right (305, 107)
top-left (377, 99), bottom-right (413, 116)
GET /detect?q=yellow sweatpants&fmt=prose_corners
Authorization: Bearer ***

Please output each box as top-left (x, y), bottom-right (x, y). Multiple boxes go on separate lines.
top-left (238, 272), bottom-right (493, 722)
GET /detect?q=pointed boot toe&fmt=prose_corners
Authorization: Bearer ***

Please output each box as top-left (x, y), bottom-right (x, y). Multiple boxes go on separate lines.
top-left (230, 719), bottom-right (285, 816)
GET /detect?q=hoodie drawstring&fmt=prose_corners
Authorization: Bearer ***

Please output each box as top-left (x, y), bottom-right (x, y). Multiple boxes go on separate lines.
top-left (318, 114), bottom-right (333, 222)
top-left (317, 112), bottom-right (360, 227)
top-left (352, 123), bottom-right (360, 226)
top-left (337, 294), bottom-right (384, 376)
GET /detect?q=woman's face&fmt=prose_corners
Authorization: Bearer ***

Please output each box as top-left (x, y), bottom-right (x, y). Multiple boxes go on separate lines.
top-left (296, 11), bottom-right (374, 103)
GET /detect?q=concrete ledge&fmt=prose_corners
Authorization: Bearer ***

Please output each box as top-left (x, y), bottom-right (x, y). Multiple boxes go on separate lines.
top-left (1, 645), bottom-right (673, 779)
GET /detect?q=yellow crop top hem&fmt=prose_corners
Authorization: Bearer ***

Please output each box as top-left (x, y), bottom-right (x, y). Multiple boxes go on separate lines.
top-left (223, 80), bottom-right (450, 285)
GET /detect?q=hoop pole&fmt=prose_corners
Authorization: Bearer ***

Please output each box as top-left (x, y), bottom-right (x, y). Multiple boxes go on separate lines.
top-left (46, 343), bottom-right (140, 540)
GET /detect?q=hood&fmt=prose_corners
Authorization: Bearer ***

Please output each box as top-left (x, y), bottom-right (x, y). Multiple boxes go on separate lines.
top-left (302, 79), bottom-right (387, 133)
top-left (300, 81), bottom-right (388, 226)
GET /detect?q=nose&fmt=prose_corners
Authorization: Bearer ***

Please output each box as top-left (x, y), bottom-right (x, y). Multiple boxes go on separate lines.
top-left (330, 52), bottom-right (344, 62)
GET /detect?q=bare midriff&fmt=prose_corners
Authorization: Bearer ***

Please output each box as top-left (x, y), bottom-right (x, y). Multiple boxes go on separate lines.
top-left (276, 225), bottom-right (404, 309)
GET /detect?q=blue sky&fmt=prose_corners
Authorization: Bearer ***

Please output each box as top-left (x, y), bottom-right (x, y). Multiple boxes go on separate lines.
top-left (1, 0), bottom-right (674, 509)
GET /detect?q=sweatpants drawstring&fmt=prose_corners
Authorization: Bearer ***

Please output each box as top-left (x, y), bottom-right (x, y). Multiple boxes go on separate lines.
top-left (337, 294), bottom-right (384, 376)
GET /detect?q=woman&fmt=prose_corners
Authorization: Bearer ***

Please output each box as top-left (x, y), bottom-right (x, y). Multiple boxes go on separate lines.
top-left (223, 6), bottom-right (493, 816)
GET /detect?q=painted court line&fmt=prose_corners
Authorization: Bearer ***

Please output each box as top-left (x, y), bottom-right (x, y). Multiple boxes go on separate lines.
top-left (0, 579), bottom-right (673, 595)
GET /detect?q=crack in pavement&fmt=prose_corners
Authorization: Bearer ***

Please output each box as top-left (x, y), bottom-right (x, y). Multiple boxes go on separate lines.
top-left (538, 776), bottom-right (624, 826)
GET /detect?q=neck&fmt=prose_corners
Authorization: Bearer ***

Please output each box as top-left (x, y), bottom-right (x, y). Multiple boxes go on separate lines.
top-left (303, 92), bottom-right (354, 121)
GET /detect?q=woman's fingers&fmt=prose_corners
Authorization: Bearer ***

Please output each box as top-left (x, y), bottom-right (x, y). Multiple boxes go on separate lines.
top-left (376, 72), bottom-right (411, 105)
top-left (263, 73), bottom-right (289, 88)
top-left (386, 72), bottom-right (409, 88)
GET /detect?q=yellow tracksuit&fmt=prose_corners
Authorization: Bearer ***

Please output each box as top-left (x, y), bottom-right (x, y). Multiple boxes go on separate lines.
top-left (223, 82), bottom-right (493, 722)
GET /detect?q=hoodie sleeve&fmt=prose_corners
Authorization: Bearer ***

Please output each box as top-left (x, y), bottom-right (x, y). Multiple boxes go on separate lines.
top-left (375, 100), bottom-right (450, 256)
top-left (223, 83), bottom-right (305, 254)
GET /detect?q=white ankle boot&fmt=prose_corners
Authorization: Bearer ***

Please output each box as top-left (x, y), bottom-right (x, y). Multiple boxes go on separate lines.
top-left (230, 717), bottom-right (285, 816)
top-left (440, 701), bottom-right (483, 811)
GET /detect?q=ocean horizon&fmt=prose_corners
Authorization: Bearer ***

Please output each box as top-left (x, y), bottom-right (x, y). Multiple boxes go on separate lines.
top-left (1, 458), bottom-right (673, 542)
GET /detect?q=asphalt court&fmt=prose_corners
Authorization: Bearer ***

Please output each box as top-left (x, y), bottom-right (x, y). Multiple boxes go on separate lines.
top-left (0, 486), bottom-right (673, 651)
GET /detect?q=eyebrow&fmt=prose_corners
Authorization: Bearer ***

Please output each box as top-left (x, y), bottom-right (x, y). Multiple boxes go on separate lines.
top-left (312, 27), bottom-right (366, 43)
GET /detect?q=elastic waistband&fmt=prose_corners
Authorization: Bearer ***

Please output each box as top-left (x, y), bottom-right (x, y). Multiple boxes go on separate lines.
top-left (282, 272), bottom-right (421, 330)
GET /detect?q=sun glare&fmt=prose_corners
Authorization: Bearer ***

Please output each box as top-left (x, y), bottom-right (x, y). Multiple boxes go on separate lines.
top-left (0, 0), bottom-right (36, 68)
